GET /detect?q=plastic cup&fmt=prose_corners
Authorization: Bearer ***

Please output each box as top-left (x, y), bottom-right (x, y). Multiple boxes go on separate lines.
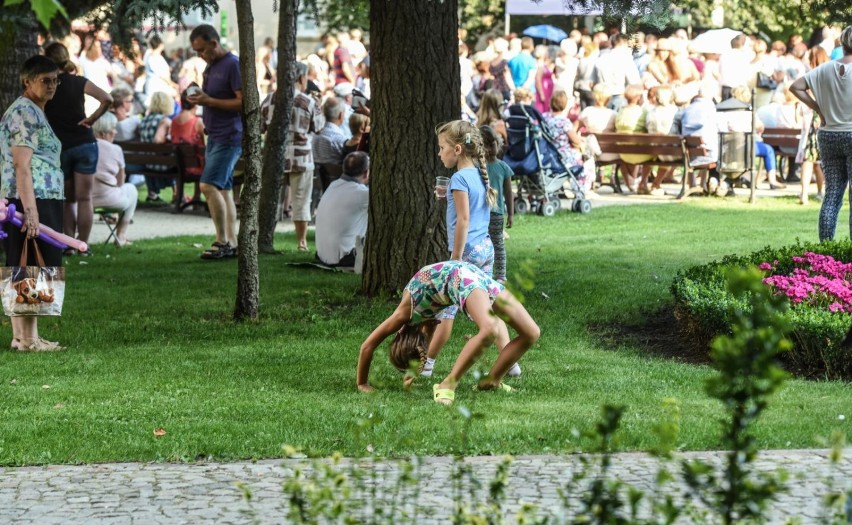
top-left (435, 176), bottom-right (450, 198)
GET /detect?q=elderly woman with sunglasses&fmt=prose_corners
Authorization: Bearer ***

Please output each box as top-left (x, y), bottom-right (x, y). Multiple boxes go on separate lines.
top-left (0, 55), bottom-right (66, 351)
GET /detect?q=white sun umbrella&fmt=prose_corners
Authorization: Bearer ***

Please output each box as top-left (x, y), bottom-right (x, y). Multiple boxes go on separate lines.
top-left (690, 28), bottom-right (743, 54)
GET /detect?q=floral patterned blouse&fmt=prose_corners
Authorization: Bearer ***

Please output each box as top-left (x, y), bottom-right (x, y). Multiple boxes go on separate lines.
top-left (0, 97), bottom-right (63, 200)
top-left (405, 261), bottom-right (504, 324)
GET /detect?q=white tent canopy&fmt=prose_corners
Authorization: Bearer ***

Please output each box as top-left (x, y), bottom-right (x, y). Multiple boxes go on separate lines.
top-left (504, 0), bottom-right (602, 37)
top-left (505, 0), bottom-right (602, 16)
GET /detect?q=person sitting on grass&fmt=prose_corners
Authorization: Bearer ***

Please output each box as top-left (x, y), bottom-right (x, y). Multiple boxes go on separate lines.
top-left (356, 260), bottom-right (540, 406)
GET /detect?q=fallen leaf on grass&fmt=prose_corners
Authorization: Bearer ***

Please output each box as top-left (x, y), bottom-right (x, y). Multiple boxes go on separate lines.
top-left (541, 292), bottom-right (550, 299)
top-left (42, 384), bottom-right (50, 389)
top-left (153, 428), bottom-right (167, 437)
top-left (192, 243), bottom-right (203, 249)
top-left (53, 403), bottom-right (64, 409)
top-left (9, 379), bottom-right (16, 385)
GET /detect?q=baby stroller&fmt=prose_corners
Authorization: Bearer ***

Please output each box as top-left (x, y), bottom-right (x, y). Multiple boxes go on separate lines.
top-left (503, 104), bottom-right (591, 216)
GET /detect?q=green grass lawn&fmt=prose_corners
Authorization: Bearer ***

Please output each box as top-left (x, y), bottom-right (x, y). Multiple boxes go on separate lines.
top-left (1, 195), bottom-right (850, 466)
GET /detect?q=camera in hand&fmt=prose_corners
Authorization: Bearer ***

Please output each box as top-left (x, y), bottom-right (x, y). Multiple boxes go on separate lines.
top-left (352, 88), bottom-right (369, 110)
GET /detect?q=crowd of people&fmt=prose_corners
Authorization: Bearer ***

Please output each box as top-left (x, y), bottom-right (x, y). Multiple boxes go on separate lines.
top-left (460, 25), bottom-right (852, 204)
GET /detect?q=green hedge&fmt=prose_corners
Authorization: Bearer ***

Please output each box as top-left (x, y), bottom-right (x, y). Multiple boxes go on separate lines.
top-left (671, 240), bottom-right (852, 380)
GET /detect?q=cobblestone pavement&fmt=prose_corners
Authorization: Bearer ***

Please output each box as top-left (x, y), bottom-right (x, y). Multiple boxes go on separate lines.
top-left (1, 449), bottom-right (849, 524)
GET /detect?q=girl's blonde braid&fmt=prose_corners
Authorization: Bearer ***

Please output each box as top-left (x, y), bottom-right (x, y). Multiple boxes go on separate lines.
top-left (469, 127), bottom-right (498, 209)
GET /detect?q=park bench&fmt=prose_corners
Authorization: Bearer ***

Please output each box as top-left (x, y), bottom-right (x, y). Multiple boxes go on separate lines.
top-left (118, 141), bottom-right (190, 213)
top-left (591, 133), bottom-right (716, 199)
top-left (119, 141), bottom-right (246, 213)
top-left (761, 127), bottom-right (801, 177)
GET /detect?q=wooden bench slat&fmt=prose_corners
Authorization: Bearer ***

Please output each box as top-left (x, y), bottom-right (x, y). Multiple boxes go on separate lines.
top-left (590, 132), bottom-right (720, 199)
top-left (762, 138), bottom-right (800, 148)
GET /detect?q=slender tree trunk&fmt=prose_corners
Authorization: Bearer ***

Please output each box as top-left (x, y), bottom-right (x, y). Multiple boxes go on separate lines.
top-left (0, 15), bottom-right (39, 114)
top-left (362, 0), bottom-right (460, 295)
top-left (233, 0), bottom-right (263, 320)
top-left (257, 0), bottom-right (298, 253)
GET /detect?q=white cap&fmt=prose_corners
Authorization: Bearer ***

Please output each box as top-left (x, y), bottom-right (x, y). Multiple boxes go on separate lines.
top-left (334, 82), bottom-right (354, 97)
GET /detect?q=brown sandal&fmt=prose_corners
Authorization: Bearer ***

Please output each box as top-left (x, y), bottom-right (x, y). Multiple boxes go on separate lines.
top-left (11, 338), bottom-right (65, 352)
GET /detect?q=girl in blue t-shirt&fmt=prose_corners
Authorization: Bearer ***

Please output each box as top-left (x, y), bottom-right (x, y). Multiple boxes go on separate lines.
top-left (422, 121), bottom-right (520, 378)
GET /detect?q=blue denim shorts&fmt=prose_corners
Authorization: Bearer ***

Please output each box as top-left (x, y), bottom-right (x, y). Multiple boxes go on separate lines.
top-left (60, 141), bottom-right (98, 180)
top-left (201, 139), bottom-right (242, 190)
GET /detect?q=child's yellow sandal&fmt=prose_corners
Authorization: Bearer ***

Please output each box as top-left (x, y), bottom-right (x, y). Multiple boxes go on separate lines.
top-left (474, 382), bottom-right (515, 393)
top-left (433, 384), bottom-right (455, 405)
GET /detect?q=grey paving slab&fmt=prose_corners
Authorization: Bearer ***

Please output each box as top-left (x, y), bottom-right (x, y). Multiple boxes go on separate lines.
top-left (1, 449), bottom-right (849, 524)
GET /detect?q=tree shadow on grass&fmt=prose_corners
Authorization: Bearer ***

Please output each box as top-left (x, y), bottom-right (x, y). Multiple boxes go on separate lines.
top-left (589, 304), bottom-right (713, 366)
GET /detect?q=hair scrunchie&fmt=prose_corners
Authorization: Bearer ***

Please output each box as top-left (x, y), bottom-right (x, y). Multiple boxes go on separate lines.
top-left (464, 132), bottom-right (471, 145)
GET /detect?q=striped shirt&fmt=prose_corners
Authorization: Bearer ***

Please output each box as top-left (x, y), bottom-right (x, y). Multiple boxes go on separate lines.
top-left (312, 122), bottom-right (347, 166)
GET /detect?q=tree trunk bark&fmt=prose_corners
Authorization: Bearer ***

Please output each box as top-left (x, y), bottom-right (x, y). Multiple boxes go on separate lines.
top-left (362, 0), bottom-right (460, 295)
top-left (257, 0), bottom-right (298, 253)
top-left (0, 15), bottom-right (39, 115)
top-left (233, 0), bottom-right (263, 320)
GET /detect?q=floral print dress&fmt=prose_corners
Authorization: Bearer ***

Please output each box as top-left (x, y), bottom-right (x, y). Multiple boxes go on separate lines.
top-left (405, 261), bottom-right (504, 324)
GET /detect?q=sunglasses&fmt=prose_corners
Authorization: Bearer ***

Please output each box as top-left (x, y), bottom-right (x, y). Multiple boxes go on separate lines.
top-left (37, 77), bottom-right (61, 87)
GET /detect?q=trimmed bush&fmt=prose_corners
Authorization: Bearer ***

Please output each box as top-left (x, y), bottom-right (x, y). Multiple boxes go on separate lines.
top-left (671, 240), bottom-right (852, 380)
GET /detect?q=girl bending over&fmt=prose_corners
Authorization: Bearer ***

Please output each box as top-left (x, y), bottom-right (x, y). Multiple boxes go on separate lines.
top-left (356, 261), bottom-right (540, 405)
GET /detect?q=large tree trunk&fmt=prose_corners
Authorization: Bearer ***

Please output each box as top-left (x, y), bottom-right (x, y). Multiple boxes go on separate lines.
top-left (257, 0), bottom-right (298, 253)
top-left (362, 0), bottom-right (460, 295)
top-left (0, 15), bottom-right (39, 114)
top-left (233, 0), bottom-right (263, 320)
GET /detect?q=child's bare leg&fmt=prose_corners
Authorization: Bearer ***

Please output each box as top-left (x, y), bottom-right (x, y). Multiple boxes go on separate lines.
top-left (426, 317), bottom-right (454, 360)
top-left (437, 291), bottom-right (499, 391)
top-left (479, 291), bottom-right (540, 388)
top-left (801, 162), bottom-right (812, 203)
top-left (495, 318), bottom-right (510, 350)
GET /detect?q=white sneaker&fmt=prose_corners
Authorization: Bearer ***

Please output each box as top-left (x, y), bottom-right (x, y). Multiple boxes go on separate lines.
top-left (707, 177), bottom-right (719, 195)
top-left (715, 180), bottom-right (729, 197)
top-left (420, 363), bottom-right (433, 377)
top-left (507, 363), bottom-right (522, 377)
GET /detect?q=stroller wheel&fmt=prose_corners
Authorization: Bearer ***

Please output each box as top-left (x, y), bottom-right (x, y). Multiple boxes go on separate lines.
top-left (514, 198), bottom-right (529, 215)
top-left (530, 199), bottom-right (541, 214)
top-left (578, 199), bottom-right (592, 214)
top-left (542, 202), bottom-right (557, 217)
top-left (549, 195), bottom-right (562, 210)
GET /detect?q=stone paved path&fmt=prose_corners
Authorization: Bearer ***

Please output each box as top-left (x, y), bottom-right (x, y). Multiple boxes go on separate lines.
top-left (1, 449), bottom-right (849, 524)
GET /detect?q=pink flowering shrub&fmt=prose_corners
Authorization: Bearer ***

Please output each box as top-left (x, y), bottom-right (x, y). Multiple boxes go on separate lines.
top-left (672, 242), bottom-right (852, 380)
top-left (761, 252), bottom-right (852, 313)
